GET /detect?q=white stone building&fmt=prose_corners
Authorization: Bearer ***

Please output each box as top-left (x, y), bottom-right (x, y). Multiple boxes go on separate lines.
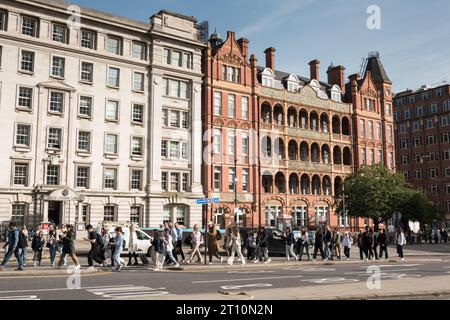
top-left (0, 0), bottom-right (205, 231)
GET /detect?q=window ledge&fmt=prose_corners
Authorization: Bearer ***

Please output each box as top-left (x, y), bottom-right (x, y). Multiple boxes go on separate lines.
top-left (106, 85), bottom-right (120, 90)
top-left (132, 89), bottom-right (145, 94)
top-left (48, 111), bottom-right (64, 117)
top-left (50, 75), bottom-right (65, 81)
top-left (105, 119), bottom-right (119, 124)
top-left (13, 145), bottom-right (31, 152)
top-left (79, 80), bottom-right (93, 85)
top-left (18, 70), bottom-right (34, 76)
top-left (16, 107), bottom-right (33, 113)
top-left (104, 154), bottom-right (118, 160)
top-left (77, 115), bottom-right (92, 120)
top-left (131, 155), bottom-right (144, 161)
top-left (131, 121), bottom-right (144, 126)
top-left (46, 148), bottom-right (62, 154)
top-left (76, 151), bottom-right (91, 157)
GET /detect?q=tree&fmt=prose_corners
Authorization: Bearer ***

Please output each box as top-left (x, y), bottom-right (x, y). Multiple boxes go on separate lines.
top-left (398, 188), bottom-right (444, 227)
top-left (336, 165), bottom-right (417, 231)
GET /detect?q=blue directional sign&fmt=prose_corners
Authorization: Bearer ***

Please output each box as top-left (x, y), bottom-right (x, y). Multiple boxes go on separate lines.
top-left (195, 198), bottom-right (220, 205)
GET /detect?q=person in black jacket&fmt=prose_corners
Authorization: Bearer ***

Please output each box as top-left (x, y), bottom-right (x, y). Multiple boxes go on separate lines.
top-left (254, 227), bottom-right (271, 264)
top-left (378, 228), bottom-right (388, 259)
top-left (369, 228), bottom-right (378, 260)
top-left (323, 226), bottom-right (332, 261)
top-left (362, 226), bottom-right (371, 261)
top-left (313, 227), bottom-right (325, 261)
top-left (31, 231), bottom-right (45, 267)
top-left (284, 227), bottom-right (298, 262)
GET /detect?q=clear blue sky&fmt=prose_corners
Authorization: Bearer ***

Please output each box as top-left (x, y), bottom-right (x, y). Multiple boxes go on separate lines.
top-left (70, 0), bottom-right (450, 93)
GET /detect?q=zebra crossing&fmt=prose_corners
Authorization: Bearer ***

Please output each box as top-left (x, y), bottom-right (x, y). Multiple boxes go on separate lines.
top-left (86, 285), bottom-right (170, 299)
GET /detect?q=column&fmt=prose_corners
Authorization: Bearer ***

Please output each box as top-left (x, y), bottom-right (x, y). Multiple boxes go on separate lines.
top-left (190, 80), bottom-right (203, 195)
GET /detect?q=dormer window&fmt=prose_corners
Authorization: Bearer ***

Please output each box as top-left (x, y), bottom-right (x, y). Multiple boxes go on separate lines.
top-left (286, 74), bottom-right (299, 92)
top-left (261, 68), bottom-right (275, 88)
top-left (330, 85), bottom-right (342, 102)
top-left (222, 65), bottom-right (241, 83)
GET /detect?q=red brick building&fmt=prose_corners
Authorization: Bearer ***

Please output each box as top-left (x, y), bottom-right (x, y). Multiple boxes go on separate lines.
top-left (203, 32), bottom-right (395, 231)
top-left (394, 84), bottom-right (450, 228)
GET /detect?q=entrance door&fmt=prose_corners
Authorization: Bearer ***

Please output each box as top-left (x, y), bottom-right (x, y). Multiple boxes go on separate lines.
top-left (48, 201), bottom-right (61, 225)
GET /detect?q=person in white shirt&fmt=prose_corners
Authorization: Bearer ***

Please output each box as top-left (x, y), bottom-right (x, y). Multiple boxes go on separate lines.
top-left (187, 224), bottom-right (203, 264)
top-left (396, 228), bottom-right (407, 261)
top-left (342, 231), bottom-right (353, 260)
top-left (164, 228), bottom-right (179, 268)
top-left (227, 228), bottom-right (246, 266)
top-left (128, 225), bottom-right (139, 266)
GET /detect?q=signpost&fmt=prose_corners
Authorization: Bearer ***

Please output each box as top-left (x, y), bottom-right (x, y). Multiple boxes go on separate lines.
top-left (196, 198), bottom-right (220, 265)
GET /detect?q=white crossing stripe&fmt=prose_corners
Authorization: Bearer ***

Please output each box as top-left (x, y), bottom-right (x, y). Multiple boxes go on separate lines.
top-left (86, 286), bottom-right (169, 299)
top-left (0, 295), bottom-right (39, 300)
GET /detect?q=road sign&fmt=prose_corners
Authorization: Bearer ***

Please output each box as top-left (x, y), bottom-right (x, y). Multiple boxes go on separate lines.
top-left (195, 198), bottom-right (220, 205)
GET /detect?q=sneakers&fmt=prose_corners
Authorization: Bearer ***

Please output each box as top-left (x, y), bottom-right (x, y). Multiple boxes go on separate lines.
top-left (74, 265), bottom-right (81, 270)
top-left (174, 263), bottom-right (180, 268)
top-left (241, 261), bottom-right (246, 266)
top-left (87, 266), bottom-right (95, 271)
top-left (208, 262), bottom-right (212, 265)
top-left (220, 257), bottom-right (223, 263)
top-left (226, 261), bottom-right (233, 265)
top-left (253, 260), bottom-right (260, 264)
top-left (264, 258), bottom-right (271, 264)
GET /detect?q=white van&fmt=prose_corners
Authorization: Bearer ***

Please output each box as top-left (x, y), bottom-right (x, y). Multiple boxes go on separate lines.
top-left (100, 222), bottom-right (153, 256)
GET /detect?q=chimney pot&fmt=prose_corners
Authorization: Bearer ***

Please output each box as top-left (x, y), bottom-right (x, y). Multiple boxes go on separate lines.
top-left (264, 47), bottom-right (276, 70)
top-left (327, 65), bottom-right (346, 94)
top-left (237, 38), bottom-right (249, 58)
top-left (309, 59), bottom-right (320, 81)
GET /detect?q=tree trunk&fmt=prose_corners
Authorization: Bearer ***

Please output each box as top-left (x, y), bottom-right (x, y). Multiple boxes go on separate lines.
top-left (373, 217), bottom-right (380, 232)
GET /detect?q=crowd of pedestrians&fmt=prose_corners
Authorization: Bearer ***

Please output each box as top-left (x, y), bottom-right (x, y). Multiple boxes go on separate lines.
top-left (1, 220), bottom-right (449, 272)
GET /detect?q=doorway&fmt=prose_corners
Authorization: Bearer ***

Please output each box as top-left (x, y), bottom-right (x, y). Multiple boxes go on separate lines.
top-left (48, 201), bottom-right (62, 226)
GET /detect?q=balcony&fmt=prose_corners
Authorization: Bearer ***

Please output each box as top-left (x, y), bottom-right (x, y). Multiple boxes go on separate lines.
top-left (287, 161), bottom-right (332, 172)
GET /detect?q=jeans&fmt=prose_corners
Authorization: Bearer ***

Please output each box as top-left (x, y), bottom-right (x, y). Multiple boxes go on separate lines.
top-left (285, 244), bottom-right (298, 261)
top-left (112, 247), bottom-right (124, 268)
top-left (298, 243), bottom-right (311, 261)
top-left (174, 240), bottom-right (185, 261)
top-left (256, 246), bottom-right (269, 261)
top-left (344, 246), bottom-right (350, 259)
top-left (324, 242), bottom-right (331, 259)
top-left (166, 249), bottom-right (178, 265)
top-left (397, 245), bottom-right (404, 258)
top-left (379, 245), bottom-right (388, 259)
top-left (49, 245), bottom-right (57, 266)
top-left (1, 246), bottom-right (23, 268)
top-left (20, 247), bottom-right (28, 267)
top-left (228, 245), bottom-right (245, 264)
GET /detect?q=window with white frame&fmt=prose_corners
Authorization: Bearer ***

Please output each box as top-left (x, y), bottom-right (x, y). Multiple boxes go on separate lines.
top-left (441, 115), bottom-right (449, 127)
top-left (242, 169), bottom-right (249, 192)
top-left (416, 105), bottom-right (424, 117)
top-left (132, 104), bottom-right (144, 124)
top-left (368, 121), bottom-right (374, 139)
top-left (441, 132), bottom-right (450, 144)
top-left (265, 206), bottom-right (279, 227)
top-left (161, 140), bottom-right (168, 157)
top-left (131, 136), bottom-right (143, 156)
top-left (293, 207), bottom-right (307, 227)
top-left (107, 67), bottom-right (120, 87)
top-left (443, 100), bottom-right (450, 111)
top-left (400, 155), bottom-right (409, 165)
top-left (427, 151), bottom-right (438, 161)
top-left (79, 96), bottom-right (92, 117)
top-left (385, 103), bottom-right (392, 116)
top-left (415, 169), bottom-right (422, 180)
top-left (427, 135), bottom-right (436, 145)
top-left (107, 36), bottom-right (121, 55)
top-left (412, 121), bottom-right (420, 132)
top-left (426, 118), bottom-right (434, 129)
top-left (429, 185), bottom-right (439, 195)
top-left (376, 122), bottom-right (381, 140)
top-left (13, 163), bottom-right (28, 186)
top-left (228, 168), bottom-right (236, 192)
top-left (162, 78), bottom-right (190, 99)
top-left (387, 125), bottom-right (393, 143)
top-left (181, 112), bottom-right (189, 129)
top-left (132, 41), bottom-right (145, 60)
top-left (20, 50), bottom-right (34, 72)
top-left (181, 142), bottom-right (189, 159)
top-left (170, 172), bottom-right (179, 191)
top-left (133, 72), bottom-right (144, 91)
top-left (104, 168), bottom-right (117, 189)
top-left (431, 103), bottom-right (438, 113)
top-left (370, 149), bottom-right (375, 165)
top-left (182, 173), bottom-right (189, 192)
top-left (228, 94), bottom-right (236, 117)
top-left (161, 172), bottom-right (168, 191)
top-left (162, 109), bottom-right (168, 126)
top-left (21, 16), bottom-right (38, 37)
top-left (52, 56), bottom-right (66, 78)
top-left (315, 206), bottom-right (329, 224)
top-left (172, 50), bottom-right (181, 67)
top-left (214, 167), bottom-right (221, 191)
top-left (378, 150), bottom-right (383, 164)
top-left (162, 47), bottom-right (192, 69)
top-left (49, 91), bottom-right (64, 113)
top-left (103, 205), bottom-right (116, 221)
top-left (400, 139), bottom-right (408, 149)
top-left (169, 110), bottom-right (180, 127)
top-left (399, 124), bottom-right (407, 134)
top-left (169, 141), bottom-right (179, 158)
top-left (176, 206), bottom-right (187, 225)
top-left (421, 92), bottom-right (429, 100)
top-left (442, 149), bottom-right (450, 161)
top-left (365, 98), bottom-right (375, 111)
top-left (429, 168), bottom-right (438, 179)
top-left (131, 169), bottom-right (142, 190)
top-left (214, 92), bottom-right (222, 115)
top-left (228, 130), bottom-right (236, 155)
top-left (81, 29), bottom-right (96, 49)
top-left (413, 136), bottom-right (422, 147)
top-left (11, 204), bottom-right (27, 226)
top-left (52, 23), bottom-right (67, 43)
top-left (213, 129), bottom-right (221, 154)
top-left (105, 134), bottom-right (118, 155)
top-left (242, 96), bottom-right (249, 119)
top-left (182, 52), bottom-right (192, 69)
top-left (130, 206), bottom-right (141, 224)
top-left (242, 131), bottom-right (249, 155)
top-left (222, 65), bottom-right (241, 83)
top-left (359, 119), bottom-right (365, 138)
top-left (361, 148), bottom-right (367, 165)
top-left (77, 131), bottom-right (91, 152)
top-left (46, 165), bottom-right (60, 185)
top-left (15, 124), bottom-right (31, 147)
top-left (47, 127), bottom-right (62, 149)
top-left (80, 62), bottom-right (93, 82)
top-left (106, 100), bottom-right (119, 121)
top-left (0, 10), bottom-right (7, 31)
top-left (76, 166), bottom-right (90, 188)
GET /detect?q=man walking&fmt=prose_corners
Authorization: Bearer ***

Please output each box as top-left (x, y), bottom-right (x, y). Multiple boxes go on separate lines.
top-left (84, 225), bottom-right (106, 269)
top-left (0, 222), bottom-right (23, 271)
top-left (323, 226), bottom-right (332, 261)
top-left (378, 228), bottom-right (388, 259)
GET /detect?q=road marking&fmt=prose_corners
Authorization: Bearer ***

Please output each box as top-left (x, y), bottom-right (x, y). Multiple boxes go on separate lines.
top-left (379, 273), bottom-right (422, 279)
top-left (0, 284), bottom-right (133, 294)
top-left (301, 267), bottom-right (336, 272)
top-left (193, 275), bottom-right (304, 284)
top-left (86, 286), bottom-right (169, 299)
top-left (360, 264), bottom-right (422, 268)
top-left (302, 278), bottom-right (359, 284)
top-left (0, 295), bottom-right (39, 300)
top-left (220, 283), bottom-right (273, 290)
top-left (227, 270), bottom-right (275, 274)
top-left (345, 268), bottom-right (419, 275)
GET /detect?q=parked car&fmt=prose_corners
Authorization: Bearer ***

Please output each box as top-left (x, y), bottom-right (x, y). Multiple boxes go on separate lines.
top-left (101, 223), bottom-right (153, 256)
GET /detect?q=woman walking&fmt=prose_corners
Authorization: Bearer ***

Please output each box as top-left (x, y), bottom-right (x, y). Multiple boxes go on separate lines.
top-left (312, 227), bottom-right (325, 261)
top-left (284, 227), bottom-right (298, 262)
top-left (18, 226), bottom-right (29, 269)
top-left (396, 228), bottom-right (407, 261)
top-left (343, 231), bottom-right (353, 260)
top-left (207, 224), bottom-right (223, 265)
top-left (187, 224), bottom-right (203, 264)
top-left (152, 231), bottom-right (165, 271)
top-left (128, 225), bottom-right (139, 266)
top-left (111, 227), bottom-right (126, 271)
top-left (298, 228), bottom-right (311, 261)
top-left (56, 225), bottom-right (80, 269)
top-left (227, 228), bottom-right (246, 265)
top-left (31, 231), bottom-right (45, 267)
top-left (378, 228), bottom-right (388, 259)
top-left (245, 231), bottom-right (257, 261)
top-left (164, 228), bottom-right (179, 268)
top-left (47, 225), bottom-right (58, 267)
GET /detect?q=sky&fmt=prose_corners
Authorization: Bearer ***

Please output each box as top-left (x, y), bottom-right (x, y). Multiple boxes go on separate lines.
top-left (69, 0), bottom-right (450, 93)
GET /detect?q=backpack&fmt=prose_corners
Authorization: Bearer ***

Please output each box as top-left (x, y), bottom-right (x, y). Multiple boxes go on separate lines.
top-left (216, 231), bottom-right (222, 240)
top-left (95, 232), bottom-right (104, 247)
top-left (184, 234), bottom-right (192, 245)
top-left (18, 231), bottom-right (27, 249)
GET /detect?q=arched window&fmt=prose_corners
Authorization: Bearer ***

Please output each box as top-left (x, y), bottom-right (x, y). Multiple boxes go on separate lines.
top-left (310, 111), bottom-right (319, 131)
top-left (301, 174), bottom-right (310, 194)
top-left (299, 109), bottom-right (308, 129)
top-left (262, 172), bottom-right (273, 193)
top-left (275, 172), bottom-right (286, 194)
top-left (311, 143), bottom-right (320, 163)
top-left (323, 176), bottom-right (331, 196)
top-left (322, 144), bottom-right (331, 164)
top-left (288, 108), bottom-right (297, 127)
top-left (332, 115), bottom-right (341, 134)
top-left (261, 136), bottom-right (272, 158)
top-left (320, 113), bottom-right (329, 133)
top-left (333, 146), bottom-right (342, 164)
top-left (288, 140), bottom-right (298, 160)
top-left (289, 173), bottom-right (299, 194)
top-left (214, 207), bottom-right (229, 229)
top-left (274, 105), bottom-right (284, 125)
top-left (334, 176), bottom-right (343, 196)
top-left (312, 175), bottom-right (321, 195)
top-left (274, 138), bottom-right (286, 160)
top-left (342, 117), bottom-right (351, 136)
top-left (343, 147), bottom-right (352, 165)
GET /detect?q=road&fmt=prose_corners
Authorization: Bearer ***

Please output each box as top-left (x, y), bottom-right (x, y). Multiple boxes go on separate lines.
top-left (1, 258), bottom-right (449, 300)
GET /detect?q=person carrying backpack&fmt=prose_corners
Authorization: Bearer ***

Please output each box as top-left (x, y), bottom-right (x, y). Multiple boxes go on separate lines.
top-left (298, 228), bottom-right (311, 261)
top-left (284, 227), bottom-right (298, 262)
top-left (31, 231), bottom-right (45, 267)
top-left (245, 231), bottom-right (257, 261)
top-left (84, 225), bottom-right (106, 270)
top-left (18, 226), bottom-right (29, 269)
top-left (0, 222), bottom-right (24, 271)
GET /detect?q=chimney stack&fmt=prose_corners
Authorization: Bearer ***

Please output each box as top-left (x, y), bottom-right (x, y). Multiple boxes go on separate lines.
top-left (237, 38), bottom-right (249, 58)
top-left (327, 65), bottom-right (346, 94)
top-left (264, 47), bottom-right (276, 70)
top-left (309, 59), bottom-right (320, 81)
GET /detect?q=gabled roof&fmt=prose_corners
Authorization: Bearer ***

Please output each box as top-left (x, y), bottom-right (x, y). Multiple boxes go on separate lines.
top-left (364, 56), bottom-right (391, 83)
top-left (256, 66), bottom-right (331, 90)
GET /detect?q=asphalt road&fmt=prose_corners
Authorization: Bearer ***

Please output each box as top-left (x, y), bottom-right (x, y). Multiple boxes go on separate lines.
top-left (1, 258), bottom-right (449, 300)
